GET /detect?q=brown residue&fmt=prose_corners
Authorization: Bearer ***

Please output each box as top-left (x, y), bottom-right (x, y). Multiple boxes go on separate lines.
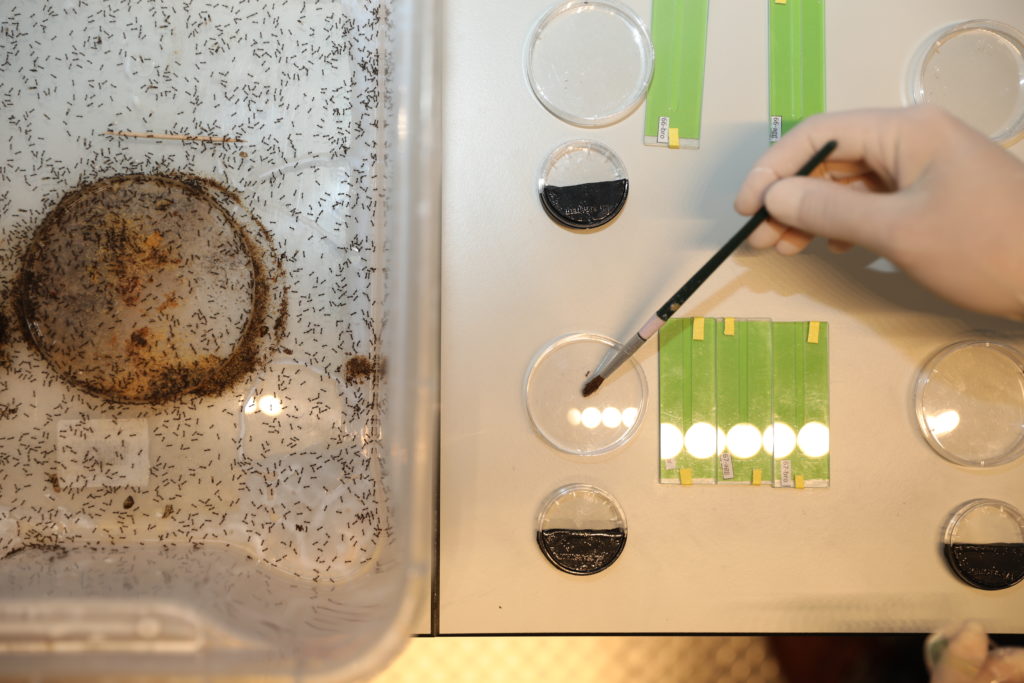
top-left (162, 504), bottom-right (174, 519)
top-left (129, 327), bottom-right (151, 350)
top-left (123, 495), bottom-right (135, 510)
top-left (12, 173), bottom-right (287, 405)
top-left (157, 292), bottom-right (179, 312)
top-left (345, 355), bottom-right (376, 384)
top-left (47, 473), bottom-right (60, 493)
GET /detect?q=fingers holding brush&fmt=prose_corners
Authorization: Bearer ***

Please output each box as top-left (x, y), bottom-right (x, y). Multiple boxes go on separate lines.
top-left (735, 105), bottom-right (1024, 321)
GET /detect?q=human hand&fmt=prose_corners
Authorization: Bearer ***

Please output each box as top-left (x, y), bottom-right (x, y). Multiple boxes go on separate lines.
top-left (734, 106), bottom-right (1024, 321)
top-left (926, 621), bottom-right (1024, 683)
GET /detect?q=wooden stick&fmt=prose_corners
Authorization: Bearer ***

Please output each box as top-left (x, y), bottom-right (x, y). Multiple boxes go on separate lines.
top-left (103, 130), bottom-right (244, 143)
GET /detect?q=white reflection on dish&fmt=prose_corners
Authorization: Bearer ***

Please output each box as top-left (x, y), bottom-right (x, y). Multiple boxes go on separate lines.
top-left (726, 423), bottom-right (762, 459)
top-left (580, 406), bottom-right (602, 429)
top-left (621, 407), bottom-right (639, 428)
top-left (926, 409), bottom-right (961, 437)
top-left (602, 407), bottom-right (622, 429)
top-left (571, 406), bottom-right (640, 430)
top-left (764, 422), bottom-right (797, 460)
top-left (797, 421), bottom-right (830, 458)
top-left (660, 423), bottom-right (684, 460)
top-left (685, 422), bottom-right (723, 459)
top-left (257, 394), bottom-right (283, 417)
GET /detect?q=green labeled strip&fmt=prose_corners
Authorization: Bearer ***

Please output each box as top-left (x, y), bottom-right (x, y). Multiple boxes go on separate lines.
top-left (768, 0), bottom-right (825, 142)
top-left (771, 322), bottom-right (830, 487)
top-left (716, 319), bottom-right (773, 485)
top-left (659, 317), bottom-right (717, 484)
top-left (643, 0), bottom-right (709, 149)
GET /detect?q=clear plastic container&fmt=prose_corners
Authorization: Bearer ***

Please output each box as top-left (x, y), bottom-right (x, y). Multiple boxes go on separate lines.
top-left (0, 0), bottom-right (439, 679)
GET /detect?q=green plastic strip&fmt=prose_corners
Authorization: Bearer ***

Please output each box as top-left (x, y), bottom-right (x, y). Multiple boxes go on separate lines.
top-left (716, 320), bottom-right (773, 485)
top-left (768, 0), bottom-right (825, 142)
top-left (771, 322), bottom-right (830, 487)
top-left (659, 318), bottom-right (717, 484)
top-left (643, 0), bottom-right (709, 149)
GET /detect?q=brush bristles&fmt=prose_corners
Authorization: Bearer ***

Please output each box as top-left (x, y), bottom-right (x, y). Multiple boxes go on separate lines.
top-left (581, 375), bottom-right (604, 398)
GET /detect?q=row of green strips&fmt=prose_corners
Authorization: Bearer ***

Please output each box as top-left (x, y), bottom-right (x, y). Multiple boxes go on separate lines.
top-left (642, 0), bottom-right (709, 149)
top-left (768, 0), bottom-right (825, 142)
top-left (658, 318), bottom-right (829, 487)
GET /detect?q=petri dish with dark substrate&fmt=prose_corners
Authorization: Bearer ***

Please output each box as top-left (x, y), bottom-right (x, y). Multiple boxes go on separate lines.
top-left (943, 498), bottom-right (1024, 590)
top-left (536, 483), bottom-right (627, 575)
top-left (14, 174), bottom-right (285, 404)
top-left (538, 140), bottom-right (629, 231)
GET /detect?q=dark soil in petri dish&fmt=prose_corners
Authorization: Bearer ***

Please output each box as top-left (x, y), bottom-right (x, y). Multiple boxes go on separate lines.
top-left (540, 179), bottom-right (629, 230)
top-left (943, 542), bottom-right (1024, 590)
top-left (13, 173), bottom-right (285, 404)
top-left (537, 527), bottom-right (627, 575)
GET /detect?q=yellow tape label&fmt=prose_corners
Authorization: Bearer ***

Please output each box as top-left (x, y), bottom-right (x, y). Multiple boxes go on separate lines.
top-left (679, 468), bottom-right (693, 486)
top-left (795, 475), bottom-right (805, 489)
top-left (668, 128), bottom-right (680, 149)
top-left (724, 317), bottom-right (736, 336)
top-left (692, 317), bottom-right (705, 341)
top-left (752, 469), bottom-right (762, 486)
top-left (807, 321), bottom-right (820, 344)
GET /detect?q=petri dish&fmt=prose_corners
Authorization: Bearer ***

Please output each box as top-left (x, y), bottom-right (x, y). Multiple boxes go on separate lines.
top-left (915, 340), bottom-right (1024, 467)
top-left (524, 0), bottom-right (654, 127)
top-left (943, 499), bottom-right (1024, 590)
top-left (525, 332), bottom-right (647, 457)
top-left (536, 483), bottom-right (627, 575)
top-left (906, 20), bottom-right (1024, 145)
top-left (538, 140), bottom-right (629, 230)
top-left (14, 174), bottom-right (284, 404)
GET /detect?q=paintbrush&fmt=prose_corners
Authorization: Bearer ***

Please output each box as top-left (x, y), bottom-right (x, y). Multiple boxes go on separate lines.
top-left (581, 140), bottom-right (837, 398)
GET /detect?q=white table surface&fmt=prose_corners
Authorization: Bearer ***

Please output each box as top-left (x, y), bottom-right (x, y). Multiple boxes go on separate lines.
top-left (439, 0), bottom-right (1024, 633)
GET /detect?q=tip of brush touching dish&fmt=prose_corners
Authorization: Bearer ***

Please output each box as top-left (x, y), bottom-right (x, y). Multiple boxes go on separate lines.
top-left (581, 374), bottom-right (604, 398)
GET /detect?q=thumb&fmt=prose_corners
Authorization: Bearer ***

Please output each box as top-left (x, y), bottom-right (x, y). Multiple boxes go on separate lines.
top-left (764, 176), bottom-right (902, 253)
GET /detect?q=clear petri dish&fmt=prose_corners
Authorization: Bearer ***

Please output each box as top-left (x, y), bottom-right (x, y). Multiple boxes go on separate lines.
top-left (525, 332), bottom-right (647, 457)
top-left (915, 340), bottom-right (1024, 467)
top-left (538, 140), bottom-right (629, 230)
top-left (906, 20), bottom-right (1024, 145)
top-left (536, 483), bottom-right (627, 575)
top-left (943, 499), bottom-right (1024, 590)
top-left (524, 0), bottom-right (654, 127)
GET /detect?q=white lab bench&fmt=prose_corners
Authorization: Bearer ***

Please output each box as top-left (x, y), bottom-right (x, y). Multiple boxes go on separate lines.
top-left (437, 0), bottom-right (1024, 634)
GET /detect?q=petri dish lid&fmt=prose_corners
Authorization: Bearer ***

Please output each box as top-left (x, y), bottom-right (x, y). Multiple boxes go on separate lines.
top-left (538, 140), bottom-right (629, 230)
top-left (525, 0), bottom-right (654, 127)
top-left (943, 498), bottom-right (1024, 590)
top-left (525, 332), bottom-right (647, 457)
top-left (915, 340), bottom-right (1024, 468)
top-left (906, 20), bottom-right (1024, 145)
top-left (536, 483), bottom-right (627, 575)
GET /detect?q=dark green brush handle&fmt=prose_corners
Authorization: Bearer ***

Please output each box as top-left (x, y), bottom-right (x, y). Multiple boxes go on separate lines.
top-left (655, 139), bottom-right (837, 321)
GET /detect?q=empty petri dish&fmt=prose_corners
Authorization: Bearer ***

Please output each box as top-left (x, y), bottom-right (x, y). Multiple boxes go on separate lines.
top-left (915, 340), bottom-right (1024, 467)
top-left (943, 499), bottom-right (1024, 590)
top-left (538, 140), bottom-right (629, 230)
top-left (536, 483), bottom-right (627, 575)
top-left (525, 0), bottom-right (654, 127)
top-left (525, 332), bottom-right (647, 456)
top-left (906, 20), bottom-right (1024, 144)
